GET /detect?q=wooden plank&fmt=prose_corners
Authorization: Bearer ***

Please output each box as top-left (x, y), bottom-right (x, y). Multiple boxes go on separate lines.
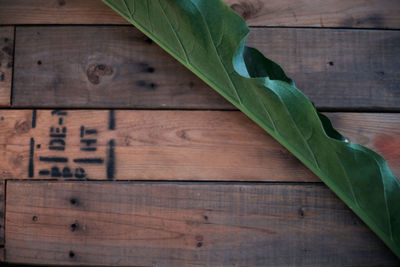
top-left (0, 0), bottom-right (124, 25)
top-left (0, 180), bottom-right (4, 246)
top-left (0, 110), bottom-right (398, 181)
top-left (328, 113), bottom-right (400, 176)
top-left (0, 0), bottom-right (399, 29)
top-left (5, 181), bottom-right (399, 266)
top-left (228, 0), bottom-right (400, 29)
top-left (248, 28), bottom-right (400, 110)
top-left (12, 27), bottom-right (400, 110)
top-left (0, 27), bottom-right (13, 107)
top-left (13, 26), bottom-right (230, 109)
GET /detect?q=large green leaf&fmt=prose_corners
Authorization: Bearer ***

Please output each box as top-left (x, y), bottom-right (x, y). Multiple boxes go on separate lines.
top-left (103, 0), bottom-right (400, 257)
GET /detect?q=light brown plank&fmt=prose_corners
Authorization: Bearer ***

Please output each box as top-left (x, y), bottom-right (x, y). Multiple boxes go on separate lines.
top-left (0, 0), bottom-right (125, 25)
top-left (0, 110), bottom-right (398, 181)
top-left (5, 181), bottom-right (399, 266)
top-left (228, 0), bottom-right (400, 28)
top-left (0, 0), bottom-right (399, 29)
top-left (328, 113), bottom-right (400, 175)
top-left (0, 27), bottom-right (13, 107)
top-left (12, 27), bottom-right (400, 110)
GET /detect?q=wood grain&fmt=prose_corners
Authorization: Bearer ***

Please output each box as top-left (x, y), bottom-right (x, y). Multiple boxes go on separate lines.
top-left (0, 110), bottom-right (398, 181)
top-left (12, 27), bottom-right (400, 110)
top-left (13, 26), bottom-right (230, 109)
top-left (0, 0), bottom-right (399, 29)
top-left (5, 181), bottom-right (399, 266)
top-left (227, 0), bottom-right (400, 29)
top-left (0, 180), bottom-right (4, 246)
top-left (248, 28), bottom-right (400, 110)
top-left (0, 27), bottom-right (13, 107)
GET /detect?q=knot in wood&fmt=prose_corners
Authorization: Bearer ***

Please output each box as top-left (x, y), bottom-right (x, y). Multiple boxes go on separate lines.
top-left (86, 63), bottom-right (114, 85)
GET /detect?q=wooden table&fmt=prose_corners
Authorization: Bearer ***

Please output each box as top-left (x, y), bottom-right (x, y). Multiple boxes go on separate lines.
top-left (0, 0), bottom-right (399, 266)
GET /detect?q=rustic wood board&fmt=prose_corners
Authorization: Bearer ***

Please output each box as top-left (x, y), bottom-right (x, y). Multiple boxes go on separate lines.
top-left (0, 27), bottom-right (13, 107)
top-left (12, 27), bottom-right (400, 110)
top-left (5, 181), bottom-right (399, 266)
top-left (248, 28), bottom-right (400, 110)
top-left (0, 0), bottom-right (399, 29)
top-left (0, 180), bottom-right (4, 246)
top-left (228, 0), bottom-right (400, 29)
top-left (0, 110), bottom-right (398, 181)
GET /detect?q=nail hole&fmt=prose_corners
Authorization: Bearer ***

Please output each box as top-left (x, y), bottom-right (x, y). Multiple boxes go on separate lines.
top-left (197, 242), bottom-right (203, 248)
top-left (328, 61), bottom-right (334, 66)
top-left (147, 67), bottom-right (155, 73)
top-left (70, 198), bottom-right (78, 206)
top-left (298, 208), bottom-right (305, 217)
top-left (37, 60), bottom-right (42, 66)
top-left (203, 215), bottom-right (208, 221)
top-left (70, 223), bottom-right (78, 232)
top-left (32, 216), bottom-right (38, 221)
top-left (36, 144), bottom-right (41, 149)
top-left (69, 251), bottom-right (75, 258)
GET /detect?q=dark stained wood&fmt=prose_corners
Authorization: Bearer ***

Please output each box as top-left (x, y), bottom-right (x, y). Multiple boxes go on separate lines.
top-left (0, 0), bottom-right (400, 29)
top-left (5, 181), bottom-right (399, 266)
top-left (0, 27), bottom-right (13, 107)
top-left (13, 26), bottom-right (230, 109)
top-left (248, 28), bottom-right (400, 110)
top-left (0, 110), bottom-right (398, 181)
top-left (12, 27), bottom-right (400, 110)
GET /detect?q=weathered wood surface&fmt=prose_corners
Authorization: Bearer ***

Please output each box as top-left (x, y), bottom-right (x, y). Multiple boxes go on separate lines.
top-left (328, 113), bottom-right (400, 175)
top-left (5, 181), bottom-right (399, 266)
top-left (0, 0), bottom-right (399, 29)
top-left (0, 110), bottom-right (398, 181)
top-left (228, 0), bottom-right (400, 29)
top-left (1, 1), bottom-right (400, 264)
top-left (0, 27), bottom-right (13, 107)
top-left (0, 180), bottom-right (4, 246)
top-left (13, 27), bottom-right (400, 110)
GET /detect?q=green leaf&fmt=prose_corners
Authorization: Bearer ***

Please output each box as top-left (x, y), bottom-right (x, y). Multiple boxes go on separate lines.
top-left (103, 0), bottom-right (400, 257)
